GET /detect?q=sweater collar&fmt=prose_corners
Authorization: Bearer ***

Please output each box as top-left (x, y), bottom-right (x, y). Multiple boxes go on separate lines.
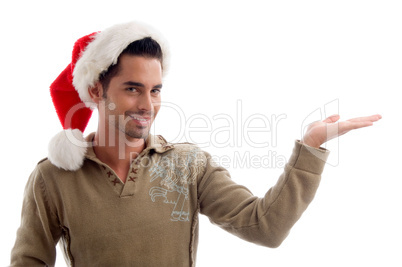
top-left (84, 133), bottom-right (174, 161)
top-left (145, 134), bottom-right (175, 153)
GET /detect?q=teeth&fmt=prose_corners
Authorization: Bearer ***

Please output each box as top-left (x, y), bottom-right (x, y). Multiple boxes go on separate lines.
top-left (131, 116), bottom-right (148, 122)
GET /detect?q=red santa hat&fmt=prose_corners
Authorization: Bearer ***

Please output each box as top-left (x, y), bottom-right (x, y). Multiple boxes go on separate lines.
top-left (48, 21), bottom-right (170, 171)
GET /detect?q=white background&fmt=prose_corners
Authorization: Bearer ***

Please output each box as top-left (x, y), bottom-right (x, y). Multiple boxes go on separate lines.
top-left (1, 0), bottom-right (401, 266)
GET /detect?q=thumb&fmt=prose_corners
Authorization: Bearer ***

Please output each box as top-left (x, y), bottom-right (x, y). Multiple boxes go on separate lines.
top-left (323, 114), bottom-right (340, 123)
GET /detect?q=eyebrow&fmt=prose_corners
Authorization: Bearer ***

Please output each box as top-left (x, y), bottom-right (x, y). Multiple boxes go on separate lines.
top-left (123, 81), bottom-right (163, 89)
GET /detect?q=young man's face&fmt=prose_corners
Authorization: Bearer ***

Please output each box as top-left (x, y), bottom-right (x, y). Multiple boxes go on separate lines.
top-left (100, 54), bottom-right (163, 140)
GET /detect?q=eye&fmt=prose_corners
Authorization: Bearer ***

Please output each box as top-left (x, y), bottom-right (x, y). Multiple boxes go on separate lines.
top-left (151, 89), bottom-right (161, 94)
top-left (126, 87), bottom-right (138, 93)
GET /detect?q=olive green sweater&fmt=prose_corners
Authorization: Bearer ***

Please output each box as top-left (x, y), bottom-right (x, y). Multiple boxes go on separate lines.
top-left (10, 134), bottom-right (329, 266)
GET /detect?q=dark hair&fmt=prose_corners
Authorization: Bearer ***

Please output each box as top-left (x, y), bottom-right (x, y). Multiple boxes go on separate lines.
top-left (98, 37), bottom-right (163, 97)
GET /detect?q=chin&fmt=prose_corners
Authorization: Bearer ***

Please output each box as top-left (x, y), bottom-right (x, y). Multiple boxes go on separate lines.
top-left (125, 128), bottom-right (149, 140)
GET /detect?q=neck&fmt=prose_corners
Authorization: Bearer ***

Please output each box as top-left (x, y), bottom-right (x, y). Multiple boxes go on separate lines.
top-left (92, 128), bottom-right (146, 182)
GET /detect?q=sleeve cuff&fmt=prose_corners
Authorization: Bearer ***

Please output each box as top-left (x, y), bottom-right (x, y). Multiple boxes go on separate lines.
top-left (287, 140), bottom-right (330, 175)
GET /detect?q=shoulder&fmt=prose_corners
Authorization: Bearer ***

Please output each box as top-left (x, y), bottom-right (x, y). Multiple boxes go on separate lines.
top-left (23, 158), bottom-right (57, 194)
top-left (172, 141), bottom-right (202, 153)
top-left (35, 157), bottom-right (66, 175)
top-left (33, 157), bottom-right (57, 176)
top-left (32, 157), bottom-right (86, 183)
top-left (163, 140), bottom-right (208, 161)
top-left (152, 135), bottom-right (205, 156)
top-left (150, 140), bottom-right (208, 186)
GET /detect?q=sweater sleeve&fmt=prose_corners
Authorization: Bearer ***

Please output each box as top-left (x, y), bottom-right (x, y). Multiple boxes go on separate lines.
top-left (197, 141), bottom-right (329, 248)
top-left (10, 164), bottom-right (61, 266)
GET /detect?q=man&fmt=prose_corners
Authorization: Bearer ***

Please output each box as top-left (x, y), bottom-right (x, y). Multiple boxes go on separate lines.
top-left (10, 21), bottom-right (381, 266)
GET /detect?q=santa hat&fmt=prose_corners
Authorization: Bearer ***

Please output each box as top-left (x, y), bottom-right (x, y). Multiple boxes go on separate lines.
top-left (48, 21), bottom-right (170, 171)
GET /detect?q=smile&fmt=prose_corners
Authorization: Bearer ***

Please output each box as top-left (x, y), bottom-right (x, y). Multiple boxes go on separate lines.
top-left (129, 115), bottom-right (151, 123)
top-left (131, 116), bottom-right (148, 121)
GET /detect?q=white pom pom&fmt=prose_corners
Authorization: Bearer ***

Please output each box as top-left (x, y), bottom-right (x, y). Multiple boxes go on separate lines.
top-left (48, 129), bottom-right (88, 171)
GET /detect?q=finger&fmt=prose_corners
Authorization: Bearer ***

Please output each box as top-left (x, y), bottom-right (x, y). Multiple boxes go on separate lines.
top-left (322, 114), bottom-right (340, 123)
top-left (338, 120), bottom-right (374, 135)
top-left (347, 114), bottom-right (382, 123)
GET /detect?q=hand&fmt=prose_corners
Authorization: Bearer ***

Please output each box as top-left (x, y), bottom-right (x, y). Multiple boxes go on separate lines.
top-left (301, 114), bottom-right (382, 148)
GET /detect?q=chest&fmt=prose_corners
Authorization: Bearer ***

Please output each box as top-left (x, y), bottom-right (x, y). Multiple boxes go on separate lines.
top-left (57, 156), bottom-right (199, 235)
top-left (55, 161), bottom-right (199, 265)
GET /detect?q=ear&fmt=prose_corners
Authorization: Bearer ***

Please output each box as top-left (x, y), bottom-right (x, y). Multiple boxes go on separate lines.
top-left (88, 82), bottom-right (104, 104)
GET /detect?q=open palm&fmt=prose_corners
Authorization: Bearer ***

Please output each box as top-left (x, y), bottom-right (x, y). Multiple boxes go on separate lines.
top-left (302, 114), bottom-right (382, 148)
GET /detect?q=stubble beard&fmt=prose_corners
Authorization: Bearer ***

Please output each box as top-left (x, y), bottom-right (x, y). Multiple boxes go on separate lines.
top-left (124, 123), bottom-right (149, 140)
top-left (112, 115), bottom-right (149, 141)
top-left (103, 97), bottom-right (154, 143)
top-left (120, 111), bottom-right (155, 141)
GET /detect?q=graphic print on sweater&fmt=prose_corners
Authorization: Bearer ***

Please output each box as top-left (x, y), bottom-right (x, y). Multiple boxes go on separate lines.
top-left (149, 146), bottom-right (205, 222)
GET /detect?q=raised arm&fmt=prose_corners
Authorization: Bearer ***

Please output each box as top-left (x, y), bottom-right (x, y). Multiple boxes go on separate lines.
top-left (198, 141), bottom-right (329, 247)
top-left (198, 113), bottom-right (381, 247)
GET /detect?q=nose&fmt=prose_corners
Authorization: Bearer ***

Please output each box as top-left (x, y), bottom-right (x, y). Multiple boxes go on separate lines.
top-left (137, 92), bottom-right (153, 112)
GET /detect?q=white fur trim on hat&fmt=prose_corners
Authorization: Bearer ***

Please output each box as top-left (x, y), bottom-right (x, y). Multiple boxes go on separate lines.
top-left (73, 21), bottom-right (170, 109)
top-left (48, 129), bottom-right (88, 171)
